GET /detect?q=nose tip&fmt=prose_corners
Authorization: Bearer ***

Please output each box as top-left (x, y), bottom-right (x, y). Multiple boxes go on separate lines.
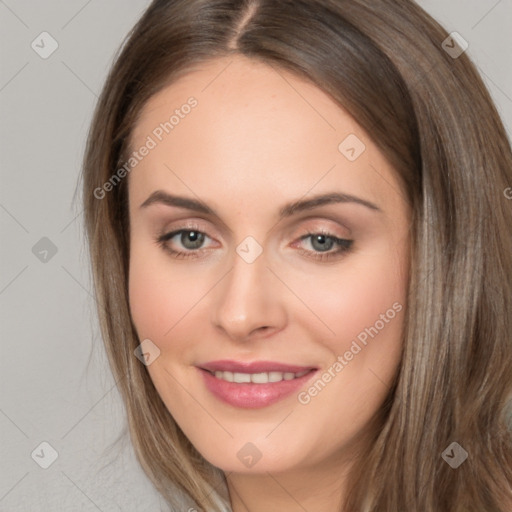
top-left (215, 314), bottom-right (276, 343)
top-left (210, 254), bottom-right (287, 343)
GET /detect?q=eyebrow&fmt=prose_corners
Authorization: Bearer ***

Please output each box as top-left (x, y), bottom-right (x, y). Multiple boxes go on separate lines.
top-left (139, 190), bottom-right (382, 219)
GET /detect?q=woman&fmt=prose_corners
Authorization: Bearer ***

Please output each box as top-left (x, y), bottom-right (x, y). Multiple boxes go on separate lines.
top-left (81, 0), bottom-right (512, 510)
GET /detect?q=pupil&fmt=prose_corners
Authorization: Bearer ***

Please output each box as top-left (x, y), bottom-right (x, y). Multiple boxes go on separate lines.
top-left (182, 231), bottom-right (204, 249)
top-left (312, 235), bottom-right (333, 252)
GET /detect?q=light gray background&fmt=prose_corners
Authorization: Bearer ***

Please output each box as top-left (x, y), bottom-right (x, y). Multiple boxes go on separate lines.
top-left (1, 1), bottom-right (511, 511)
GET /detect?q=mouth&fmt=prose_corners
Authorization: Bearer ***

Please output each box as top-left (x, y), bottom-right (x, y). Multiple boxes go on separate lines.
top-left (196, 360), bottom-right (318, 409)
top-left (201, 368), bottom-right (312, 383)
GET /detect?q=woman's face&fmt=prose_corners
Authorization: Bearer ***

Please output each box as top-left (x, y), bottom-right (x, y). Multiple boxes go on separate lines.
top-left (127, 56), bottom-right (411, 475)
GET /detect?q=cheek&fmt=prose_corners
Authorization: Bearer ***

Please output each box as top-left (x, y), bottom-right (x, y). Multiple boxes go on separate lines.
top-left (289, 246), bottom-right (408, 356)
top-left (128, 242), bottom-right (221, 370)
top-left (128, 265), bottom-right (166, 340)
top-left (128, 243), bottom-right (191, 343)
top-left (285, 249), bottom-right (407, 448)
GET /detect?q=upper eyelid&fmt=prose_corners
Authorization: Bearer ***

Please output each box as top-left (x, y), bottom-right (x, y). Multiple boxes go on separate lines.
top-left (161, 215), bottom-right (351, 239)
top-left (161, 225), bottom-right (347, 240)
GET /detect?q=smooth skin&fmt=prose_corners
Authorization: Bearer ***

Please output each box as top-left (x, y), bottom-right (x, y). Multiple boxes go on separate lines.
top-left (128, 56), bottom-right (411, 512)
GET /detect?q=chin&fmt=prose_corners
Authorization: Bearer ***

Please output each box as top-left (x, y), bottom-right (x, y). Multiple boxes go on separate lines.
top-left (197, 439), bottom-right (310, 475)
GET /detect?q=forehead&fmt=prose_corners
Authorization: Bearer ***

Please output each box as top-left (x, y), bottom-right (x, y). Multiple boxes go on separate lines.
top-left (131, 56), bottom-right (360, 149)
top-left (134, 56), bottom-right (347, 121)
top-left (128, 56), bottom-right (402, 216)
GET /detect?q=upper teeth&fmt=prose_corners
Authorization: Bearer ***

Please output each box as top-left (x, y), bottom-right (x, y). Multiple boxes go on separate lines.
top-left (213, 370), bottom-right (310, 383)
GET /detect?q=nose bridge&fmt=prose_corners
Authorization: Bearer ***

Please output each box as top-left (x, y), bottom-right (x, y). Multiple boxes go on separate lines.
top-left (210, 240), bottom-right (285, 340)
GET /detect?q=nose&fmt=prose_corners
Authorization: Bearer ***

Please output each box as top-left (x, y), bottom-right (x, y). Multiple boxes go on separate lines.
top-left (210, 245), bottom-right (287, 343)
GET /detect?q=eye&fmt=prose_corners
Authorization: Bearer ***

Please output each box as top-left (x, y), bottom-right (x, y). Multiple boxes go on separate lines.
top-left (295, 232), bottom-right (354, 262)
top-left (155, 227), bottom-right (353, 262)
top-left (156, 227), bottom-right (213, 259)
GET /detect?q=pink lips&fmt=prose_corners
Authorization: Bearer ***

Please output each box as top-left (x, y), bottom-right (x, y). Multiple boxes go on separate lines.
top-left (197, 359), bottom-right (318, 409)
top-left (199, 359), bottom-right (316, 374)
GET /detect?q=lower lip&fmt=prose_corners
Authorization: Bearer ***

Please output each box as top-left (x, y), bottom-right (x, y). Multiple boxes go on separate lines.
top-left (198, 368), bottom-right (317, 409)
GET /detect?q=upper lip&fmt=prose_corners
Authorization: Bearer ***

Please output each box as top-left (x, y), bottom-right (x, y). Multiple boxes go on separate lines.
top-left (198, 360), bottom-right (317, 374)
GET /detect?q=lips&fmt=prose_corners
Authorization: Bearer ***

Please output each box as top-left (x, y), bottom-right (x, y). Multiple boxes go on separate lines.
top-left (199, 359), bottom-right (317, 374)
top-left (196, 359), bottom-right (318, 409)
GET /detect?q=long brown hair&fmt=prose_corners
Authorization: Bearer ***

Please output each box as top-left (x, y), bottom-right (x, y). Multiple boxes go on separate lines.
top-left (81, 0), bottom-right (512, 510)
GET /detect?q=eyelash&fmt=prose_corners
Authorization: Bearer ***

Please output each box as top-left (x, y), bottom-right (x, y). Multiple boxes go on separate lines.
top-left (155, 225), bottom-right (354, 262)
